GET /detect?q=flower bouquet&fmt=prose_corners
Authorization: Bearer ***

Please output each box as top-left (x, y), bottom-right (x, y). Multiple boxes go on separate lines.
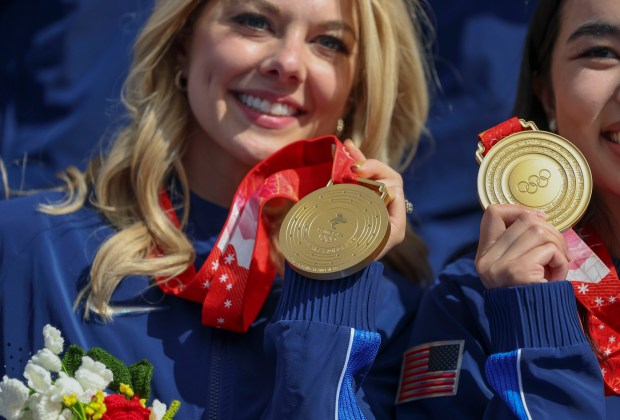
top-left (0, 325), bottom-right (180, 420)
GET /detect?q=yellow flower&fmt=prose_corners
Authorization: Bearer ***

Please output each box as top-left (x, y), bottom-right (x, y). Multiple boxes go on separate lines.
top-left (84, 391), bottom-right (107, 419)
top-left (62, 393), bottom-right (78, 407)
top-left (119, 383), bottom-right (134, 398)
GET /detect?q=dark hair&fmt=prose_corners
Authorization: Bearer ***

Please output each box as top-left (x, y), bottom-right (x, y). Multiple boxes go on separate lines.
top-left (514, 0), bottom-right (617, 237)
top-left (512, 0), bottom-right (564, 130)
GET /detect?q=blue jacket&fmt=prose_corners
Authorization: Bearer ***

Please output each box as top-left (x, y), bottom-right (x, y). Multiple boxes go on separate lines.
top-left (396, 254), bottom-right (620, 419)
top-left (0, 190), bottom-right (421, 419)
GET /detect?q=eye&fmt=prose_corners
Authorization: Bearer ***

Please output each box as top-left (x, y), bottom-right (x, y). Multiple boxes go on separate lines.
top-left (231, 13), bottom-right (271, 31)
top-left (315, 35), bottom-right (349, 54)
top-left (579, 46), bottom-right (619, 60)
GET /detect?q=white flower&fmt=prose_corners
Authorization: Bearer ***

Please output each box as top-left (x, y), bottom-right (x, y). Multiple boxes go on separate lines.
top-left (150, 399), bottom-right (167, 420)
top-left (43, 325), bottom-right (64, 355)
top-left (27, 393), bottom-right (63, 420)
top-left (23, 362), bottom-right (52, 394)
top-left (0, 375), bottom-right (30, 419)
top-left (30, 348), bottom-right (62, 373)
top-left (57, 409), bottom-right (75, 420)
top-left (47, 372), bottom-right (84, 404)
top-left (74, 356), bottom-right (113, 395)
top-left (58, 409), bottom-right (75, 420)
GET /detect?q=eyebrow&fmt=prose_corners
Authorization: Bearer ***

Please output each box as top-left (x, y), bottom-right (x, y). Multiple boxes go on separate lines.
top-left (568, 21), bottom-right (620, 42)
top-left (319, 21), bottom-right (356, 39)
top-left (228, 0), bottom-right (280, 15)
top-left (227, 0), bottom-right (356, 38)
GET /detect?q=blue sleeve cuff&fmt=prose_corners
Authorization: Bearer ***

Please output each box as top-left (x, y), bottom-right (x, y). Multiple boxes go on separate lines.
top-left (272, 261), bottom-right (383, 331)
top-left (484, 281), bottom-right (587, 353)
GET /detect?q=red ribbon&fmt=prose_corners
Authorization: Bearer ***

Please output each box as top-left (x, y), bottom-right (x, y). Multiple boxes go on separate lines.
top-left (571, 226), bottom-right (620, 395)
top-left (156, 136), bottom-right (357, 333)
top-left (477, 116), bottom-right (526, 156)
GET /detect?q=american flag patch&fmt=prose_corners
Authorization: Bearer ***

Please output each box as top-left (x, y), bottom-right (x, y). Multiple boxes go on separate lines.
top-left (396, 340), bottom-right (464, 404)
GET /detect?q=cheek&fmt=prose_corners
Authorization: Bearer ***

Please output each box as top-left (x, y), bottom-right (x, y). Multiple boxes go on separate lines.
top-left (554, 71), bottom-right (608, 123)
top-left (312, 66), bottom-right (355, 115)
top-left (188, 32), bottom-right (261, 85)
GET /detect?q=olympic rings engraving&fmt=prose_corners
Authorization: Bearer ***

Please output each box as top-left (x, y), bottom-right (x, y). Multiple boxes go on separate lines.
top-left (517, 169), bottom-right (552, 194)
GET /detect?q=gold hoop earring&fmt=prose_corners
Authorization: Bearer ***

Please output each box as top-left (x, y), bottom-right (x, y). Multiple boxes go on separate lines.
top-left (174, 70), bottom-right (187, 92)
top-left (335, 118), bottom-right (345, 138)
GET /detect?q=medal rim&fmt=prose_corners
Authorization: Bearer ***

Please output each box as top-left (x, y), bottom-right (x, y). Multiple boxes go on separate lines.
top-left (279, 183), bottom-right (390, 280)
top-left (477, 130), bottom-right (592, 232)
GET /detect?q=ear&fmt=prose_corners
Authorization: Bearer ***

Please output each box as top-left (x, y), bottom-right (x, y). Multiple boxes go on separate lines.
top-left (533, 73), bottom-right (555, 119)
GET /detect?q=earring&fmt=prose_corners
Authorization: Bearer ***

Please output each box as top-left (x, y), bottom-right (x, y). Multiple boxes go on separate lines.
top-left (335, 118), bottom-right (345, 138)
top-left (174, 70), bottom-right (187, 92)
top-left (548, 117), bottom-right (557, 132)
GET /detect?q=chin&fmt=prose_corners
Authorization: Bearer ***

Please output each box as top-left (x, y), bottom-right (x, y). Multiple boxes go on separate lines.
top-left (240, 137), bottom-right (294, 162)
top-left (237, 148), bottom-right (274, 167)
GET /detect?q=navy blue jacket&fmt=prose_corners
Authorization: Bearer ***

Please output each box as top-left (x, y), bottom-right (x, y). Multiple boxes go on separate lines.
top-left (396, 254), bottom-right (620, 419)
top-left (0, 190), bottom-right (421, 419)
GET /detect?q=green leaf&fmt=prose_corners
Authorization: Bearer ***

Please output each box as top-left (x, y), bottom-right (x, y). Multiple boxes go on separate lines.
top-left (87, 347), bottom-right (131, 392)
top-left (163, 400), bottom-right (181, 419)
top-left (128, 359), bottom-right (154, 401)
top-left (61, 345), bottom-right (85, 376)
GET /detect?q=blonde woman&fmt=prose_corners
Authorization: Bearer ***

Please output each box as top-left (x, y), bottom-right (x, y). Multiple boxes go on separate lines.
top-left (0, 0), bottom-right (431, 417)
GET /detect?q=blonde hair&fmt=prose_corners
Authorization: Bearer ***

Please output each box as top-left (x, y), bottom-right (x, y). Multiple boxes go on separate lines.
top-left (350, 0), bottom-right (431, 169)
top-left (48, 0), bottom-right (432, 319)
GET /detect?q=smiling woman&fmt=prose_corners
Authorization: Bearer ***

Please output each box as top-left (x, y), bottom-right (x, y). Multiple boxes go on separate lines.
top-left (179, 0), bottom-right (360, 205)
top-left (399, 0), bottom-right (620, 418)
top-left (0, 0), bottom-right (432, 418)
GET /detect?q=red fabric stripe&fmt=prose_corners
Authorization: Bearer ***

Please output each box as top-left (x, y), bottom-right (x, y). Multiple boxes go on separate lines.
top-left (402, 372), bottom-right (456, 384)
top-left (403, 347), bottom-right (430, 357)
top-left (404, 352), bottom-right (429, 363)
top-left (477, 117), bottom-right (524, 156)
top-left (399, 385), bottom-right (456, 399)
top-left (400, 376), bottom-right (456, 390)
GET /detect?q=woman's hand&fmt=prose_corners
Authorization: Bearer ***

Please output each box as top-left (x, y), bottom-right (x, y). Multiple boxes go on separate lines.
top-left (343, 139), bottom-right (407, 259)
top-left (475, 204), bottom-right (571, 289)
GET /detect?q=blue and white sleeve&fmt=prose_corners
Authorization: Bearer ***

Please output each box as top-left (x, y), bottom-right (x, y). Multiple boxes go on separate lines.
top-left (262, 262), bottom-right (385, 420)
top-left (484, 281), bottom-right (605, 419)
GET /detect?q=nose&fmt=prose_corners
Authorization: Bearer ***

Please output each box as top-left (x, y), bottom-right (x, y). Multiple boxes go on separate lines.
top-left (260, 35), bottom-right (307, 84)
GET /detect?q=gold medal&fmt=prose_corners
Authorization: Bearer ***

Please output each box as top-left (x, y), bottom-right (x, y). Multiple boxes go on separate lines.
top-left (476, 119), bottom-right (592, 232)
top-left (279, 179), bottom-right (390, 280)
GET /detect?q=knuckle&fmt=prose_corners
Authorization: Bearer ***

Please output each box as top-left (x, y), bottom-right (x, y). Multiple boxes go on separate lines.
top-left (517, 212), bottom-right (536, 225)
top-left (505, 263), bottom-right (523, 280)
top-left (527, 224), bottom-right (547, 238)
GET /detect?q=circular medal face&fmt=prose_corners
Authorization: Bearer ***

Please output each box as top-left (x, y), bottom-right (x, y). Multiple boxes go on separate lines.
top-left (477, 130), bottom-right (592, 232)
top-left (279, 183), bottom-right (390, 280)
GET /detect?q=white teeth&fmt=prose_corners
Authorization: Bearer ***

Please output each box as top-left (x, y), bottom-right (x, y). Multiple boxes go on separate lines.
top-left (609, 132), bottom-right (620, 144)
top-left (239, 93), bottom-right (297, 116)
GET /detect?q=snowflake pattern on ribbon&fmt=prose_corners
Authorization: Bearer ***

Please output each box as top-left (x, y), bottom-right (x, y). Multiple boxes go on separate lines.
top-left (569, 226), bottom-right (620, 396)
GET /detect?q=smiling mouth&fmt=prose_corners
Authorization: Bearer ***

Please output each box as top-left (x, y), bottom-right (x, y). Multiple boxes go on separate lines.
top-left (603, 131), bottom-right (620, 144)
top-left (236, 93), bottom-right (302, 117)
